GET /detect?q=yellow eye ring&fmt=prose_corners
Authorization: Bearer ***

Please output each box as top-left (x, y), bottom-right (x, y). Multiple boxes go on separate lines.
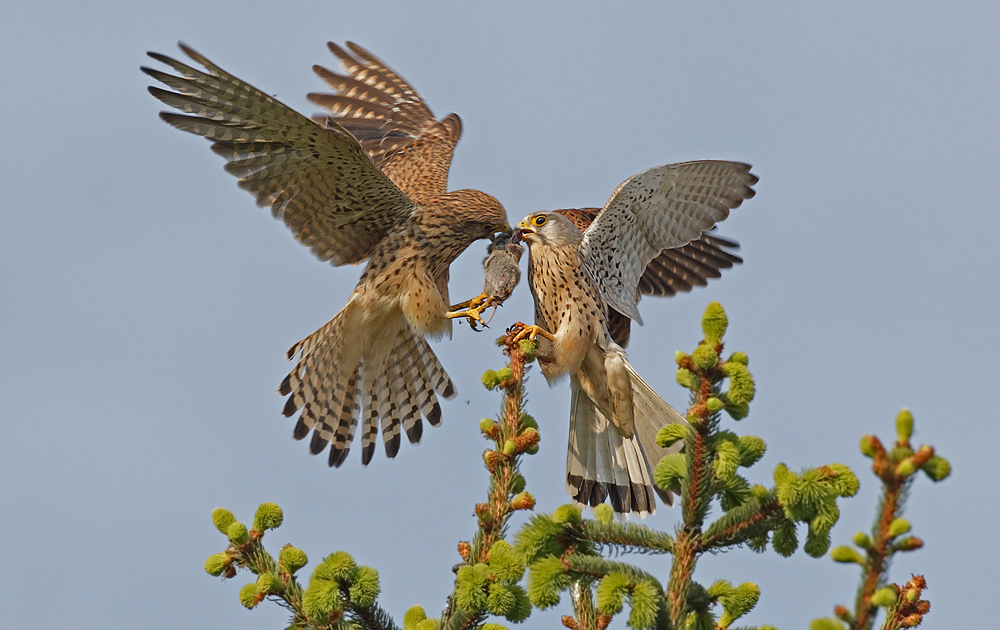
top-left (532, 215), bottom-right (547, 227)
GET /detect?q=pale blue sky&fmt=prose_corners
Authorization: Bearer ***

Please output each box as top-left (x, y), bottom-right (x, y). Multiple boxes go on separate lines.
top-left (1, 2), bottom-right (997, 628)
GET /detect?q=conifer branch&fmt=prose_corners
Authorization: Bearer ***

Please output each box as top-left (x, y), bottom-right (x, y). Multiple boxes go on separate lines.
top-left (817, 411), bottom-right (949, 630)
top-left (439, 332), bottom-right (539, 630)
top-left (579, 519), bottom-right (675, 554)
top-left (196, 303), bottom-right (946, 630)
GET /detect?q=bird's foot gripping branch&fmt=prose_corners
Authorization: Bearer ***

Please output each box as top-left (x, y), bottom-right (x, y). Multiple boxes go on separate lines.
top-left (201, 303), bottom-right (945, 630)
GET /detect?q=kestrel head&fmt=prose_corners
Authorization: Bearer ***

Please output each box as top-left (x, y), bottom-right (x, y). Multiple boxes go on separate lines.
top-left (445, 189), bottom-right (510, 242)
top-left (515, 211), bottom-right (583, 248)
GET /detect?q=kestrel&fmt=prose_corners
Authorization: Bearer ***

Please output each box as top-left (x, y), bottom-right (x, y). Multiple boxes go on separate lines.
top-left (448, 230), bottom-right (523, 328)
top-left (514, 161), bottom-right (758, 516)
top-left (143, 42), bottom-right (509, 467)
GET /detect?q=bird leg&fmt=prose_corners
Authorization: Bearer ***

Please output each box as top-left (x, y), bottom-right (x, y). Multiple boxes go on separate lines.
top-left (508, 322), bottom-right (556, 343)
top-left (446, 293), bottom-right (503, 330)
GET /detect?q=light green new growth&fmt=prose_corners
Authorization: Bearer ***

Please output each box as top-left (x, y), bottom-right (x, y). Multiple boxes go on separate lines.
top-left (311, 551), bottom-right (357, 582)
top-left (349, 566), bottom-right (380, 607)
top-left (403, 605), bottom-right (427, 630)
top-left (895, 408), bottom-right (913, 441)
top-left (701, 301), bottom-right (728, 345)
top-left (253, 502), bottom-right (283, 532)
top-left (921, 455), bottom-right (951, 481)
top-left (712, 435), bottom-right (741, 479)
top-left (887, 518), bottom-right (910, 537)
top-left (652, 453), bottom-right (686, 495)
top-left (256, 572), bottom-right (282, 594)
top-left (736, 435), bottom-right (767, 467)
top-left (212, 508), bottom-right (237, 535)
top-left (301, 580), bottom-right (339, 620)
top-left (593, 503), bottom-right (614, 524)
top-left (830, 546), bottom-right (865, 565)
top-left (239, 582), bottom-right (260, 609)
top-left (487, 540), bottom-right (526, 583)
top-left (692, 342), bottom-right (719, 369)
top-left (455, 563), bottom-right (490, 612)
top-left (482, 370), bottom-right (500, 390)
top-left (595, 572), bottom-right (630, 614)
top-left (655, 423), bottom-right (690, 448)
top-left (716, 581), bottom-right (760, 627)
top-left (870, 587), bottom-right (897, 607)
top-left (204, 553), bottom-right (230, 576)
top-left (727, 351), bottom-right (749, 365)
top-left (526, 556), bottom-right (569, 608)
top-left (676, 367), bottom-right (699, 390)
top-left (722, 361), bottom-right (755, 405)
top-left (627, 580), bottom-right (660, 629)
top-left (279, 545), bottom-right (308, 574)
top-left (227, 522), bottom-right (250, 545)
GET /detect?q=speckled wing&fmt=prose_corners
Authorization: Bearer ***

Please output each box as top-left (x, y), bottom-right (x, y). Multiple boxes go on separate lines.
top-left (555, 208), bottom-right (742, 297)
top-left (308, 42), bottom-right (462, 201)
top-left (556, 207), bottom-right (742, 346)
top-left (143, 44), bottom-right (416, 266)
top-left (578, 161), bottom-right (757, 325)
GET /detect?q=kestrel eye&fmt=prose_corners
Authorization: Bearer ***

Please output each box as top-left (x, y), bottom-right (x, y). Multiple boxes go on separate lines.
top-left (533, 216), bottom-right (547, 227)
top-left (482, 224), bottom-right (493, 233)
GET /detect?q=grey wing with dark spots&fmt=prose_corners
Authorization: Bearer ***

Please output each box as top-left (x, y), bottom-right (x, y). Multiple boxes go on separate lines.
top-left (579, 161), bottom-right (757, 325)
top-left (142, 43), bottom-right (417, 266)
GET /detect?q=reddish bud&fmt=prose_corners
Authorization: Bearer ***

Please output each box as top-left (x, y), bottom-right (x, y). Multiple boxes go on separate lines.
top-left (510, 492), bottom-right (535, 511)
top-left (483, 450), bottom-right (500, 473)
top-left (894, 537), bottom-right (924, 552)
top-left (457, 541), bottom-right (471, 560)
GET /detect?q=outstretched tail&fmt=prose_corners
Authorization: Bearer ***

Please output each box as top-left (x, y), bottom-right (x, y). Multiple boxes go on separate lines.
top-left (566, 360), bottom-right (685, 516)
top-left (625, 362), bottom-right (686, 507)
top-left (279, 306), bottom-right (455, 467)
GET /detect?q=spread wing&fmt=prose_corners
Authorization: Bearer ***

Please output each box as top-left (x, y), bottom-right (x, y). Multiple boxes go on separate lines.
top-left (578, 161), bottom-right (757, 326)
top-left (308, 42), bottom-right (462, 202)
top-left (557, 207), bottom-right (742, 347)
top-left (143, 43), bottom-right (416, 266)
top-left (555, 208), bottom-right (742, 297)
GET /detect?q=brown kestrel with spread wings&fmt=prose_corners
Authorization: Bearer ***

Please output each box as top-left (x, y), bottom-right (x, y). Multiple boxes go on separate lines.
top-left (513, 161), bottom-right (758, 516)
top-left (143, 42), bottom-right (509, 467)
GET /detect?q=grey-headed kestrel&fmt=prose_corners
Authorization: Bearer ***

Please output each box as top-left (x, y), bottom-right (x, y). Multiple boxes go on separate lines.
top-left (513, 161), bottom-right (757, 516)
top-left (449, 230), bottom-right (523, 328)
top-left (143, 42), bottom-right (509, 467)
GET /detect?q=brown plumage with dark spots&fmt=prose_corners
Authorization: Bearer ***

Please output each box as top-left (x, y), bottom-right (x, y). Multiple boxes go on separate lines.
top-left (144, 42), bottom-right (509, 468)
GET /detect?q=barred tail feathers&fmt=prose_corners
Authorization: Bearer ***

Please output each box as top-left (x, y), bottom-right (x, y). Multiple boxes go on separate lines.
top-left (566, 378), bottom-right (657, 517)
top-left (625, 361), bottom-right (686, 507)
top-left (280, 308), bottom-right (455, 467)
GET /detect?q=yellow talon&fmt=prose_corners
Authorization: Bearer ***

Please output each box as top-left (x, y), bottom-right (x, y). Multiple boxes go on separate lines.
top-left (447, 293), bottom-right (501, 330)
top-left (508, 322), bottom-right (556, 343)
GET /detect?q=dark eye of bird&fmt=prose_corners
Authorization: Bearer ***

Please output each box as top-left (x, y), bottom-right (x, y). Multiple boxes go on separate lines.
top-left (533, 216), bottom-right (547, 227)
